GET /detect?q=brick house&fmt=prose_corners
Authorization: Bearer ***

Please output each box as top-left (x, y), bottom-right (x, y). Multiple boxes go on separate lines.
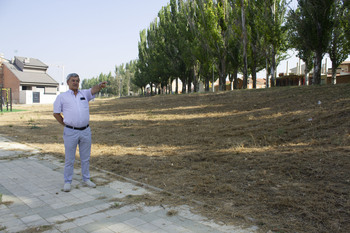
top-left (1, 56), bottom-right (59, 104)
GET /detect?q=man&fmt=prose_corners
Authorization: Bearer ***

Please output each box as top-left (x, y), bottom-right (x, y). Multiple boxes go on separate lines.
top-left (53, 73), bottom-right (107, 192)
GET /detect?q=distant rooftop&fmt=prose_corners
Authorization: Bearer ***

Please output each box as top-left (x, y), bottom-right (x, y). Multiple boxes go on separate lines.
top-left (14, 56), bottom-right (48, 71)
top-left (4, 56), bottom-right (58, 86)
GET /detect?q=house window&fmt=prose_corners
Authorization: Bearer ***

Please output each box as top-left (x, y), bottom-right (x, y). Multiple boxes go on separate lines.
top-left (22, 86), bottom-right (32, 90)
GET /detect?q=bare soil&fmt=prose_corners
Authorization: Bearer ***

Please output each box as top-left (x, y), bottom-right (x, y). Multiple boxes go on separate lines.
top-left (1, 84), bottom-right (349, 233)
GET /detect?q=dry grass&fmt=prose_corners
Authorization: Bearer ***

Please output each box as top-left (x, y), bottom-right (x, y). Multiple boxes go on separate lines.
top-left (1, 84), bottom-right (350, 232)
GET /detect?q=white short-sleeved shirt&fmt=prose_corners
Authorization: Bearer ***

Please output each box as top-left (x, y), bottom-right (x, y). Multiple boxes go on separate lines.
top-left (53, 89), bottom-right (95, 128)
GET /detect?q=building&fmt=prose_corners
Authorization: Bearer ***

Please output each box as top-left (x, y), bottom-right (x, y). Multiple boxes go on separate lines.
top-left (326, 60), bottom-right (350, 84)
top-left (276, 60), bottom-right (350, 86)
top-left (1, 56), bottom-right (59, 104)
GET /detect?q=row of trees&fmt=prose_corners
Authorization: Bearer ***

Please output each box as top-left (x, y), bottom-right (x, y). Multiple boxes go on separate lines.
top-left (81, 61), bottom-right (139, 96)
top-left (135, 0), bottom-right (289, 93)
top-left (84, 0), bottom-right (350, 96)
top-left (287, 0), bottom-right (350, 85)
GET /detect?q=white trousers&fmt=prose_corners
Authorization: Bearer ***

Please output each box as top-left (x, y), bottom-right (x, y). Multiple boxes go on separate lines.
top-left (63, 127), bottom-right (92, 183)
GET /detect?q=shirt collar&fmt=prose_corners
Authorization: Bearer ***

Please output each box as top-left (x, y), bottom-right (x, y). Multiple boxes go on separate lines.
top-left (68, 89), bottom-right (80, 95)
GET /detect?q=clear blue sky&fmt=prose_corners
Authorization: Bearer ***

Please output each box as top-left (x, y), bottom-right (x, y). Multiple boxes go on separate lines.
top-left (0, 0), bottom-right (169, 83)
top-left (0, 0), bottom-right (346, 84)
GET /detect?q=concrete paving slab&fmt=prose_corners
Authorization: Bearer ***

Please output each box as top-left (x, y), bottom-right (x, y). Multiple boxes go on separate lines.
top-left (0, 135), bottom-right (258, 233)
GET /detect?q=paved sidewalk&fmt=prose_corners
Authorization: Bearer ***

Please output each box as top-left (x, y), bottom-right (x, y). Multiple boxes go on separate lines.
top-left (0, 135), bottom-right (258, 233)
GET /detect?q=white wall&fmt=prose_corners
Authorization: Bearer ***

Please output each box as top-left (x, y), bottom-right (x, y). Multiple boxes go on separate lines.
top-left (19, 90), bottom-right (58, 104)
top-left (19, 90), bottom-right (32, 104)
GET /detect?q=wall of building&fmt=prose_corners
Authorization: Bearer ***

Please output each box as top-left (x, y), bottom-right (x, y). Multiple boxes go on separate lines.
top-left (19, 88), bottom-right (58, 104)
top-left (339, 63), bottom-right (350, 72)
top-left (336, 75), bottom-right (350, 84)
top-left (3, 64), bottom-right (20, 104)
top-left (19, 90), bottom-right (32, 104)
top-left (0, 66), bottom-right (3, 87)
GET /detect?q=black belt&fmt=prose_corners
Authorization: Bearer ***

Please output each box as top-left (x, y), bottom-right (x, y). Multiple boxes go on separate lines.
top-left (65, 124), bottom-right (89, 130)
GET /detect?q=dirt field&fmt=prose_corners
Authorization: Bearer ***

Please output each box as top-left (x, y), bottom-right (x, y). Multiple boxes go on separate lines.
top-left (1, 84), bottom-right (349, 233)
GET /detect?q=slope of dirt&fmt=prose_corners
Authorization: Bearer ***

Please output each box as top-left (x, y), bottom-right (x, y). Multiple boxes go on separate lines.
top-left (1, 84), bottom-right (349, 232)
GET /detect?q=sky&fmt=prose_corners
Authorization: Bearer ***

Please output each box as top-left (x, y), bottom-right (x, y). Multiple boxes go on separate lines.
top-left (0, 0), bottom-right (347, 85)
top-left (0, 0), bottom-right (169, 84)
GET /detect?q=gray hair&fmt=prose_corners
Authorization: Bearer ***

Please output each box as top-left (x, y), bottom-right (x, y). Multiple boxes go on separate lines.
top-left (66, 73), bottom-right (79, 81)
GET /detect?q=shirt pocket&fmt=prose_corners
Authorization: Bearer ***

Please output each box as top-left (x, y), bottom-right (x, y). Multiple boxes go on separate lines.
top-left (81, 98), bottom-right (89, 109)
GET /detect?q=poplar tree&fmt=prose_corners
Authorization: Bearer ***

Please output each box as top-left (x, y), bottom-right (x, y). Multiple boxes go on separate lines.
top-left (290, 0), bottom-right (335, 85)
top-left (287, 6), bottom-right (314, 85)
top-left (328, 0), bottom-right (350, 84)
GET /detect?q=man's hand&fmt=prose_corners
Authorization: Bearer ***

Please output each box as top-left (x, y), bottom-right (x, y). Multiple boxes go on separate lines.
top-left (53, 113), bottom-right (65, 126)
top-left (99, 81), bottom-right (107, 89)
top-left (91, 81), bottom-right (107, 95)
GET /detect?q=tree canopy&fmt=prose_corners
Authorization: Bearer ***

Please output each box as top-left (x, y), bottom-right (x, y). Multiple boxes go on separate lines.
top-left (83, 0), bottom-right (350, 96)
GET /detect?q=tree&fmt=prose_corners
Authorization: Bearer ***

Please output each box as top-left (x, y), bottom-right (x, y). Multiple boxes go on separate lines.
top-left (287, 7), bottom-right (314, 85)
top-left (158, 0), bottom-right (188, 93)
top-left (290, 0), bottom-right (335, 85)
top-left (195, 0), bottom-right (231, 91)
top-left (328, 0), bottom-right (350, 84)
top-left (227, 0), bottom-right (248, 88)
top-left (178, 0), bottom-right (200, 93)
top-left (226, 0), bottom-right (242, 90)
top-left (343, 0), bottom-right (350, 43)
top-left (260, 0), bottom-right (288, 87)
top-left (186, 0), bottom-right (215, 91)
top-left (246, 0), bottom-right (268, 89)
top-left (240, 0), bottom-right (249, 89)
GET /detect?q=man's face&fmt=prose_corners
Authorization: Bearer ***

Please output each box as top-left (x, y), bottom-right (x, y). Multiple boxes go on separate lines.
top-left (67, 76), bottom-right (80, 91)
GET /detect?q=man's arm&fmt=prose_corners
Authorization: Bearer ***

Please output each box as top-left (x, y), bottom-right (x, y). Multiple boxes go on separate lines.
top-left (91, 81), bottom-right (107, 95)
top-left (53, 113), bottom-right (65, 126)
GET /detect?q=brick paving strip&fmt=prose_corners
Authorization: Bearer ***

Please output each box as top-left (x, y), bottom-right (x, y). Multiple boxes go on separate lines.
top-left (0, 135), bottom-right (258, 233)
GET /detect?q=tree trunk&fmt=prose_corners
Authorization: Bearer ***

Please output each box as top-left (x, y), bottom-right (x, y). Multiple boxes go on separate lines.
top-left (241, 0), bottom-right (248, 89)
top-left (229, 73), bottom-right (233, 90)
top-left (205, 77), bottom-right (210, 92)
top-left (252, 71), bottom-right (256, 89)
top-left (266, 57), bottom-right (270, 88)
top-left (313, 52), bottom-right (323, 85)
top-left (175, 78), bottom-right (178, 94)
top-left (304, 66), bottom-right (309, 86)
top-left (233, 69), bottom-right (238, 89)
top-left (182, 78), bottom-right (187, 93)
top-left (331, 60), bottom-right (337, 85)
top-left (160, 84), bottom-right (164, 94)
top-left (187, 77), bottom-right (191, 93)
top-left (251, 44), bottom-right (257, 89)
top-left (252, 56), bottom-right (257, 89)
top-left (220, 57), bottom-right (226, 91)
top-left (271, 45), bottom-right (276, 87)
top-left (304, 64), bottom-right (309, 85)
top-left (218, 65), bottom-right (223, 91)
top-left (193, 66), bottom-right (198, 92)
